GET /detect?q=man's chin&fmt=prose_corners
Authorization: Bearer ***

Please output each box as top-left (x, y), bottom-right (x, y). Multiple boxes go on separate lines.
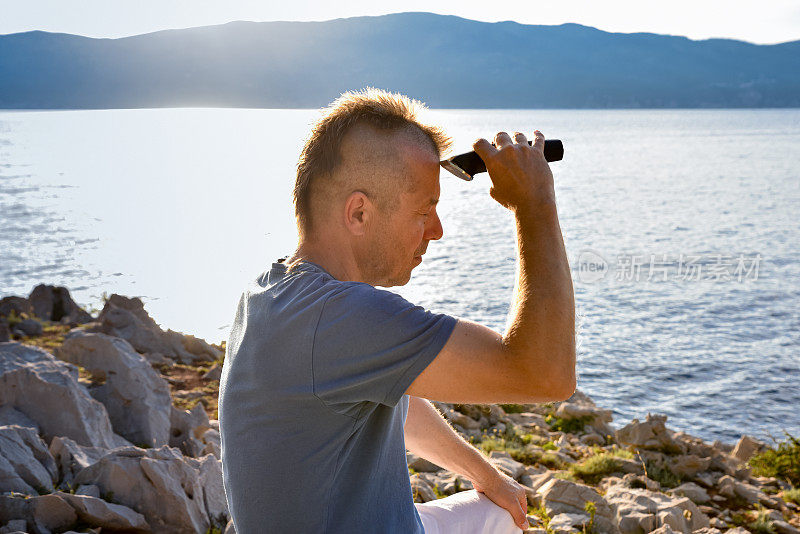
top-left (376, 270), bottom-right (413, 288)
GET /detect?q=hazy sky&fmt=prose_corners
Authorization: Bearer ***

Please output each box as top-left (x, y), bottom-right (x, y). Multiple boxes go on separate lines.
top-left (2, 0), bottom-right (799, 45)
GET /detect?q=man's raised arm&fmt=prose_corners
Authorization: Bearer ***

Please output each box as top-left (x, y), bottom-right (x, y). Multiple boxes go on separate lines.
top-left (406, 130), bottom-right (575, 404)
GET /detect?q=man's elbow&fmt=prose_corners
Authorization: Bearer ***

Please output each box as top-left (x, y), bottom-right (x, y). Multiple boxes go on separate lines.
top-left (518, 347), bottom-right (576, 402)
top-left (551, 371), bottom-right (576, 402)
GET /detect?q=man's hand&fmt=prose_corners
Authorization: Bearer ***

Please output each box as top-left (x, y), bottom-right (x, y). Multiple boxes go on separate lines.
top-left (473, 130), bottom-right (555, 212)
top-left (472, 468), bottom-right (529, 530)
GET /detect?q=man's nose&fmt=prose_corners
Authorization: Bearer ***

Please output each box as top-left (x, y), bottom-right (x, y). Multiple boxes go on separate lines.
top-left (425, 210), bottom-right (444, 241)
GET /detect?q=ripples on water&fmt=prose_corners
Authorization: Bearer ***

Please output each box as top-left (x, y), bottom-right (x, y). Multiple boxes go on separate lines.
top-left (1, 108), bottom-right (798, 444)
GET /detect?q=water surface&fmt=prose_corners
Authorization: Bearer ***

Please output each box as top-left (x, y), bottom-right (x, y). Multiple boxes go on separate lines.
top-left (1, 108), bottom-right (798, 444)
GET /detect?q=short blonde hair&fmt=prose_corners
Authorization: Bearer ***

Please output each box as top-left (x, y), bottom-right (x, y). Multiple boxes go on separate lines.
top-left (293, 87), bottom-right (451, 236)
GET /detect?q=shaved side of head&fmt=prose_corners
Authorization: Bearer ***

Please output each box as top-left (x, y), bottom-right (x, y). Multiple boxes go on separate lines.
top-left (308, 123), bottom-right (435, 224)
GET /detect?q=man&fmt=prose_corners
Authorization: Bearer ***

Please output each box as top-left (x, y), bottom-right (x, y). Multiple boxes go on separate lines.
top-left (219, 88), bottom-right (575, 533)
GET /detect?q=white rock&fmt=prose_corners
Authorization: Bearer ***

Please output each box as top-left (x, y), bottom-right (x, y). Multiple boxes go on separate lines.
top-left (174, 331), bottom-right (221, 362)
top-left (506, 412), bottom-right (548, 429)
top-left (488, 450), bottom-right (525, 479)
top-left (57, 491), bottom-right (150, 532)
top-left (615, 414), bottom-right (686, 454)
top-left (668, 482), bottom-right (710, 504)
top-left (407, 452), bottom-right (442, 472)
top-left (0, 425), bottom-right (57, 495)
top-left (75, 484), bottom-right (101, 498)
top-left (0, 493), bottom-right (77, 534)
top-left (98, 296), bottom-right (177, 357)
top-left (73, 445), bottom-right (227, 534)
top-left (716, 475), bottom-right (770, 505)
top-left (580, 433), bottom-right (605, 446)
top-left (444, 409), bottom-right (481, 430)
top-left (200, 428), bottom-right (221, 459)
top-left (0, 343), bottom-right (129, 449)
top-left (410, 474), bottom-right (438, 502)
top-left (0, 406), bottom-right (39, 430)
top-left (28, 285), bottom-right (92, 324)
top-left (198, 454), bottom-right (228, 525)
top-left (142, 351), bottom-right (175, 366)
top-left (668, 454), bottom-right (711, 477)
top-left (521, 470), bottom-right (554, 492)
top-left (555, 435), bottom-right (570, 448)
top-left (694, 471), bottom-right (717, 488)
top-left (617, 510), bottom-right (656, 533)
top-left (650, 525), bottom-right (679, 534)
top-left (774, 520), bottom-right (800, 534)
top-left (56, 332), bottom-right (172, 447)
top-left (202, 363), bottom-right (222, 381)
top-left (98, 295), bottom-right (216, 364)
top-left (537, 478), bottom-right (619, 533)
top-left (549, 512), bottom-right (589, 533)
top-left (49, 436), bottom-right (109, 488)
top-left (731, 435), bottom-right (766, 462)
top-left (555, 391), bottom-right (615, 436)
top-left (604, 485), bottom-right (710, 534)
top-left (621, 473), bottom-right (660, 491)
top-left (170, 404), bottom-right (211, 457)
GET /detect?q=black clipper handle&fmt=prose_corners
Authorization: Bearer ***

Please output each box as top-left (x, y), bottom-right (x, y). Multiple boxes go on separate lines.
top-left (441, 139), bottom-right (564, 181)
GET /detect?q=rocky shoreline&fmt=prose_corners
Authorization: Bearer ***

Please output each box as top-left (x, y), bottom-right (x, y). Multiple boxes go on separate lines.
top-left (1, 286), bottom-right (798, 534)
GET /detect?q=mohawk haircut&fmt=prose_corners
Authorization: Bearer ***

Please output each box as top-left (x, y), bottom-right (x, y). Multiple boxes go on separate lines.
top-left (292, 87), bottom-right (451, 236)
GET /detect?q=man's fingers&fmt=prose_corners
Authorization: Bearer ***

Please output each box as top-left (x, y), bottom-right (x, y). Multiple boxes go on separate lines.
top-left (517, 491), bottom-right (529, 528)
top-left (494, 131), bottom-right (513, 149)
top-left (531, 130), bottom-right (545, 153)
top-left (513, 131), bottom-right (528, 146)
top-left (510, 501), bottom-right (527, 529)
top-left (473, 137), bottom-right (497, 160)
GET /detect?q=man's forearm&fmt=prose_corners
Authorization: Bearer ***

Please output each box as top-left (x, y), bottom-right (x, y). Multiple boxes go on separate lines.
top-left (404, 396), bottom-right (497, 483)
top-left (505, 202), bottom-right (576, 397)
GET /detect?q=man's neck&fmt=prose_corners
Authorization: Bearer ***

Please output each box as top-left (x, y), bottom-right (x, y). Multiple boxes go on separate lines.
top-left (287, 241), bottom-right (364, 283)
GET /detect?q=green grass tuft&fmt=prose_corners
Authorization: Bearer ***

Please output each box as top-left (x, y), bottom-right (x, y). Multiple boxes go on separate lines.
top-left (645, 460), bottom-right (683, 489)
top-left (545, 414), bottom-right (593, 434)
top-left (531, 505), bottom-right (554, 534)
top-left (749, 432), bottom-right (800, 487)
top-left (570, 453), bottom-right (622, 484)
top-left (498, 403), bottom-right (527, 414)
top-left (540, 453), bottom-right (567, 470)
top-left (781, 487), bottom-right (800, 505)
top-left (476, 425), bottom-right (543, 465)
top-left (746, 509), bottom-right (776, 534)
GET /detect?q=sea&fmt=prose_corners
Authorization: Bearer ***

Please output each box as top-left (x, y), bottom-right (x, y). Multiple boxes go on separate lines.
top-left (1, 108), bottom-right (798, 445)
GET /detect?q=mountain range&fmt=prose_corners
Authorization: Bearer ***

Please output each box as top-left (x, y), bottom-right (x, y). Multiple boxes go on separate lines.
top-left (1, 12), bottom-right (799, 109)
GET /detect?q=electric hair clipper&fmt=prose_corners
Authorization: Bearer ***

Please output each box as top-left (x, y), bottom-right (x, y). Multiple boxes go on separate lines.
top-left (440, 139), bottom-right (564, 181)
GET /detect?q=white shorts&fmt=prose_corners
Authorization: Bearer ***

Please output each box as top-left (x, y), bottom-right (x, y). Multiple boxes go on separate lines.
top-left (414, 490), bottom-right (524, 534)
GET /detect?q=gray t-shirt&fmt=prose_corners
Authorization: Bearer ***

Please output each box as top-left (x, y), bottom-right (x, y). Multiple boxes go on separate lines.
top-left (219, 259), bottom-right (457, 533)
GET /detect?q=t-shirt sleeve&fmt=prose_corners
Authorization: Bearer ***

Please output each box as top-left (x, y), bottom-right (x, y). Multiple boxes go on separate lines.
top-left (311, 282), bottom-right (457, 412)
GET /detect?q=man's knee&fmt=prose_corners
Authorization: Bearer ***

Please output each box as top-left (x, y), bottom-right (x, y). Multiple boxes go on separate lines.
top-left (415, 490), bottom-right (522, 534)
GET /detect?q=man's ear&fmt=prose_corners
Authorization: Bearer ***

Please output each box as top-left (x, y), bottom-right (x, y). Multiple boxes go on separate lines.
top-left (343, 190), bottom-right (373, 236)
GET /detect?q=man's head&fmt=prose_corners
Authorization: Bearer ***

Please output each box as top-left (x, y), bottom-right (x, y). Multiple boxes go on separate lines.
top-left (291, 88), bottom-right (451, 287)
